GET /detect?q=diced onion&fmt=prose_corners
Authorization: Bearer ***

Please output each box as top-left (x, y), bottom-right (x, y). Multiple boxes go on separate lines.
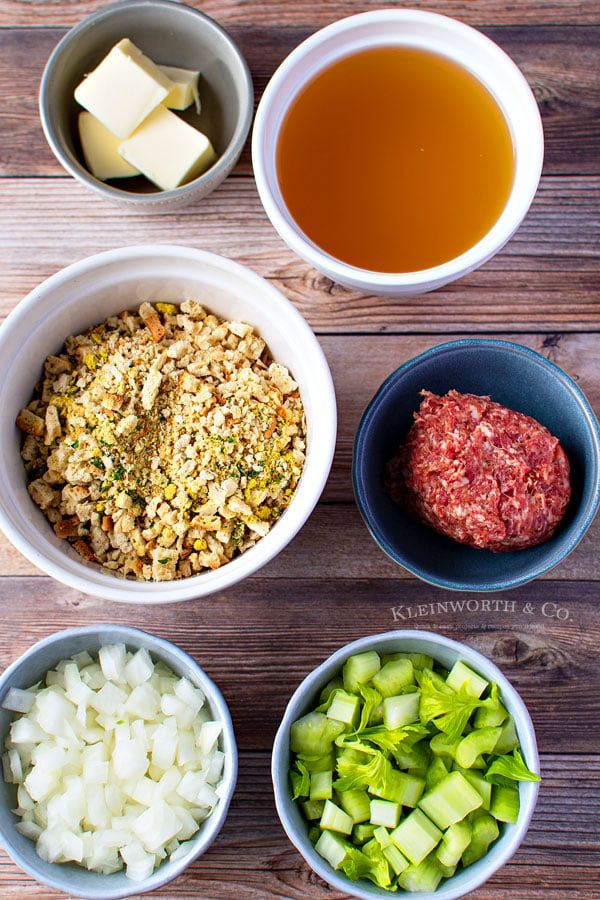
top-left (2, 644), bottom-right (226, 880)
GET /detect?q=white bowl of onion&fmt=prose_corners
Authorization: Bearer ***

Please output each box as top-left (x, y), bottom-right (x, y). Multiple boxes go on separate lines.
top-left (0, 625), bottom-right (237, 898)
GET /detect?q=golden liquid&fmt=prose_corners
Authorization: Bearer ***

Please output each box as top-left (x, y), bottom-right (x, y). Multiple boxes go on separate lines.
top-left (276, 46), bottom-right (515, 273)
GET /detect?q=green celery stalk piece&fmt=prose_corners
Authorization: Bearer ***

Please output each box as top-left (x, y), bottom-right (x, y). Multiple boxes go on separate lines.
top-left (383, 842), bottom-right (410, 875)
top-left (372, 658), bottom-right (415, 698)
top-left (320, 799), bottom-right (354, 834)
top-left (310, 769), bottom-right (333, 801)
top-left (493, 716), bottom-right (519, 755)
top-left (390, 808), bottom-right (442, 865)
top-left (353, 822), bottom-right (377, 844)
top-left (485, 748), bottom-right (541, 784)
top-left (383, 692), bottom-right (421, 730)
top-left (315, 829), bottom-right (347, 869)
top-left (374, 825), bottom-right (393, 849)
top-left (446, 660), bottom-right (489, 698)
top-left (297, 750), bottom-right (336, 773)
top-left (435, 819), bottom-right (472, 867)
top-left (318, 676), bottom-right (344, 707)
top-left (490, 784), bottom-right (520, 823)
top-left (429, 731), bottom-right (462, 762)
top-left (326, 689), bottom-right (360, 726)
top-left (425, 755), bottom-right (449, 790)
top-left (371, 768), bottom-right (425, 807)
top-left (338, 788), bottom-right (371, 824)
top-left (462, 812), bottom-right (500, 867)
top-left (453, 765), bottom-right (492, 809)
top-left (418, 771), bottom-right (483, 830)
top-left (302, 798), bottom-right (325, 820)
top-left (370, 798), bottom-right (402, 828)
top-left (455, 726), bottom-right (503, 769)
top-left (397, 856), bottom-right (444, 892)
top-left (290, 711), bottom-right (345, 756)
top-left (343, 651), bottom-right (381, 693)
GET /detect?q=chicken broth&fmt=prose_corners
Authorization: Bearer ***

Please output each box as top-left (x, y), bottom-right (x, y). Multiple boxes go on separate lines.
top-left (276, 46), bottom-right (515, 273)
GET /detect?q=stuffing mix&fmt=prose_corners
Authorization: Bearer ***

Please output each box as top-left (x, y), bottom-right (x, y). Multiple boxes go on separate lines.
top-left (16, 300), bottom-right (306, 581)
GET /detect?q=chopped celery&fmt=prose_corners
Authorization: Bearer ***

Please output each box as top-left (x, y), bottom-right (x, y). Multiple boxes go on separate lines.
top-left (338, 788), bottom-right (371, 824)
top-left (446, 660), bottom-right (489, 698)
top-left (490, 784), bottom-right (520, 823)
top-left (383, 692), bottom-right (420, 730)
top-left (320, 799), bottom-right (353, 835)
top-left (372, 658), bottom-right (414, 698)
top-left (353, 822), bottom-right (377, 844)
top-left (398, 856), bottom-right (444, 892)
top-left (342, 651), bottom-right (381, 692)
top-left (327, 690), bottom-right (360, 726)
top-left (383, 842), bottom-right (410, 875)
top-left (369, 798), bottom-right (401, 828)
top-left (288, 652), bottom-right (538, 894)
top-left (302, 798), bottom-right (325, 820)
top-left (418, 771), bottom-right (483, 830)
top-left (310, 769), bottom-right (333, 801)
top-left (455, 726), bottom-right (502, 768)
top-left (462, 813), bottom-right (499, 867)
top-left (390, 808), bottom-right (442, 865)
top-left (290, 712), bottom-right (345, 756)
top-left (436, 819), bottom-right (472, 867)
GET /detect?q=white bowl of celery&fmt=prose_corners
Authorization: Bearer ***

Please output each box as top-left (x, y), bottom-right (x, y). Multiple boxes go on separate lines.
top-left (272, 630), bottom-right (540, 899)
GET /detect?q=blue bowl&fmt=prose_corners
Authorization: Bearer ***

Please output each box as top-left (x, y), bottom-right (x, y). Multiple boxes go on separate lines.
top-left (353, 339), bottom-right (600, 591)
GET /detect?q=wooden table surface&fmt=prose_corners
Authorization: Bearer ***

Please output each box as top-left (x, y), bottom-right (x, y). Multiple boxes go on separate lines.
top-left (1, 1), bottom-right (599, 898)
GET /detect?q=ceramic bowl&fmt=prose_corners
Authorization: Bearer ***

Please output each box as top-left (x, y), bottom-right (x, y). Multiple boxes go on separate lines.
top-left (272, 629), bottom-right (540, 900)
top-left (39, 0), bottom-right (253, 210)
top-left (0, 245), bottom-right (336, 602)
top-left (252, 8), bottom-right (543, 295)
top-left (352, 339), bottom-right (600, 591)
top-left (0, 624), bottom-right (237, 899)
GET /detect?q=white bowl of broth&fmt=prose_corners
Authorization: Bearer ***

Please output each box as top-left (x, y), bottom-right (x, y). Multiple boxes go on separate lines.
top-left (252, 9), bottom-right (544, 296)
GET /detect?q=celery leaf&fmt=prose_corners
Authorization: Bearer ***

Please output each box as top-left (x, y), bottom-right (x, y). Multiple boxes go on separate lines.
top-left (417, 668), bottom-right (488, 742)
top-left (485, 748), bottom-right (541, 783)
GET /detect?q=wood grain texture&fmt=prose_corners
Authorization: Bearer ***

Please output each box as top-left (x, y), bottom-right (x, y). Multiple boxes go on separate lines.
top-left (1, 178), bottom-right (599, 332)
top-left (1, 25), bottom-right (600, 176)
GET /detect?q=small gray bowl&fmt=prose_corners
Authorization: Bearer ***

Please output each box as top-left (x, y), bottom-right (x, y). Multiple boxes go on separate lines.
top-left (0, 625), bottom-right (238, 898)
top-left (353, 339), bottom-right (600, 591)
top-left (39, 0), bottom-right (253, 211)
top-left (272, 629), bottom-right (540, 900)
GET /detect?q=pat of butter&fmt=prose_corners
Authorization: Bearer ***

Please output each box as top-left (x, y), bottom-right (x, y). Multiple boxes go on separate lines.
top-left (119, 105), bottom-right (216, 191)
top-left (160, 65), bottom-right (201, 112)
top-left (74, 38), bottom-right (174, 139)
top-left (78, 112), bottom-right (140, 181)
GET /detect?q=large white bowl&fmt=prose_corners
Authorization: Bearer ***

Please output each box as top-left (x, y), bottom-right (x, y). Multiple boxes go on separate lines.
top-left (0, 245), bottom-right (336, 602)
top-left (0, 624), bottom-right (237, 899)
top-left (252, 9), bottom-right (544, 296)
top-left (272, 630), bottom-right (540, 900)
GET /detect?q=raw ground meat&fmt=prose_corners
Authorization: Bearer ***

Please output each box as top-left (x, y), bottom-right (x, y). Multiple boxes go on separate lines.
top-left (385, 390), bottom-right (571, 551)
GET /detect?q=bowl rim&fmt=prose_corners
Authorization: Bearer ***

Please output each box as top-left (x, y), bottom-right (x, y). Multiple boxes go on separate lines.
top-left (352, 338), bottom-right (600, 591)
top-left (271, 628), bottom-right (540, 900)
top-left (0, 244), bottom-right (337, 602)
top-left (251, 7), bottom-right (544, 292)
top-left (38, 0), bottom-right (254, 206)
top-left (0, 624), bottom-right (238, 899)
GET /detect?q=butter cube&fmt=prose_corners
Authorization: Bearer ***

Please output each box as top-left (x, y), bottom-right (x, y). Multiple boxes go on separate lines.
top-left (78, 112), bottom-right (140, 181)
top-left (119, 105), bottom-right (217, 191)
top-left (160, 65), bottom-right (201, 112)
top-left (74, 38), bottom-right (174, 139)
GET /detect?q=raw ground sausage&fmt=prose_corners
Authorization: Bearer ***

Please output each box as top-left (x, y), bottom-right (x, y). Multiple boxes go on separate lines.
top-left (385, 390), bottom-right (571, 551)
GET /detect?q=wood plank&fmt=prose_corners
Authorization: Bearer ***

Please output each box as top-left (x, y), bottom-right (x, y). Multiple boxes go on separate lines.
top-left (0, 1), bottom-right (598, 28)
top-left (0, 25), bottom-right (599, 176)
top-left (1, 179), bottom-right (599, 331)
top-left (0, 577), bottom-right (598, 753)
top-left (0, 752), bottom-right (597, 898)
